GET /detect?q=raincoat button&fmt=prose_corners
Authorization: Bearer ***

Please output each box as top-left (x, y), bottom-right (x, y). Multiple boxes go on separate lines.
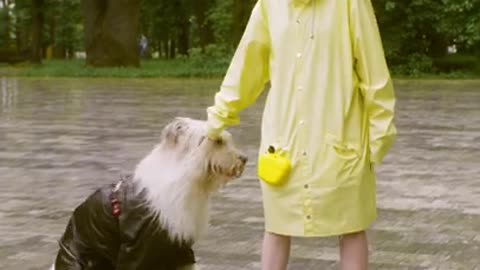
top-left (306, 215), bottom-right (311, 219)
top-left (304, 184), bottom-right (309, 189)
top-left (297, 86), bottom-right (303, 91)
top-left (296, 52), bottom-right (302, 58)
top-left (299, 120), bottom-right (304, 125)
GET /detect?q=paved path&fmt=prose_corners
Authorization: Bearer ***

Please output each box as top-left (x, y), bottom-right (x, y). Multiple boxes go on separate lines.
top-left (0, 78), bottom-right (479, 269)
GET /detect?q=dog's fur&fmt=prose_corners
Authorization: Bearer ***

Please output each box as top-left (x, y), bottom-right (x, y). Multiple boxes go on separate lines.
top-left (50, 117), bottom-right (247, 270)
top-left (134, 117), bottom-right (246, 242)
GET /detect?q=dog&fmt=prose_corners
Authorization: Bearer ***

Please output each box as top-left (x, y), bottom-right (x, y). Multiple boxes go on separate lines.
top-left (50, 117), bottom-right (247, 270)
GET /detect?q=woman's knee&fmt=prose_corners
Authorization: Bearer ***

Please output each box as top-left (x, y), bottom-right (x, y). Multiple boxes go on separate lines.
top-left (339, 230), bottom-right (367, 242)
top-left (264, 231), bottom-right (290, 242)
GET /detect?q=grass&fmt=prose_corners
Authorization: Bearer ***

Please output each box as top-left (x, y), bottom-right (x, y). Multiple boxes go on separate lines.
top-left (0, 59), bottom-right (230, 78)
top-left (394, 72), bottom-right (480, 80)
top-left (1, 58), bottom-right (480, 80)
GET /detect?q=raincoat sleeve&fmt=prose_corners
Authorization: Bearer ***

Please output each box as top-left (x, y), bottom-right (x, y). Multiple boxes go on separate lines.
top-left (206, 0), bottom-right (270, 139)
top-left (351, 0), bottom-right (397, 164)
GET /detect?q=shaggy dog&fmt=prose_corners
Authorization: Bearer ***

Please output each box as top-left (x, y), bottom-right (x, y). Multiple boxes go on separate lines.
top-left (50, 117), bottom-right (247, 270)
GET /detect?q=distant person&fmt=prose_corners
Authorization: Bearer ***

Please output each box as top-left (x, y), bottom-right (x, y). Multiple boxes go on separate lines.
top-left (139, 35), bottom-right (148, 57)
top-left (205, 0), bottom-right (397, 269)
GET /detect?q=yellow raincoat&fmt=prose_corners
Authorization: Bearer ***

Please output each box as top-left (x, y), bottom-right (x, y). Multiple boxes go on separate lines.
top-left (206, 0), bottom-right (397, 237)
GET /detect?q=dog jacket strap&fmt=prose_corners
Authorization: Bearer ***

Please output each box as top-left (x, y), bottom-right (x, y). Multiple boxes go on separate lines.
top-left (110, 180), bottom-right (123, 217)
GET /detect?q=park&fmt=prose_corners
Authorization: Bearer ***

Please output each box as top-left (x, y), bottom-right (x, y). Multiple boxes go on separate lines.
top-left (0, 0), bottom-right (479, 269)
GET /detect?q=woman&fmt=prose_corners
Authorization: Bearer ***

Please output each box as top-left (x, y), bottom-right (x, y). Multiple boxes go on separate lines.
top-left (206, 0), bottom-right (397, 269)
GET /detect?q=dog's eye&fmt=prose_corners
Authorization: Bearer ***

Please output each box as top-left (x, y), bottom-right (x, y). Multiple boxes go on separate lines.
top-left (215, 139), bottom-right (224, 146)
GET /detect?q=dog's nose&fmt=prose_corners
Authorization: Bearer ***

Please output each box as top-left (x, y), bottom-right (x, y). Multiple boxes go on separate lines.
top-left (239, 154), bottom-right (248, 164)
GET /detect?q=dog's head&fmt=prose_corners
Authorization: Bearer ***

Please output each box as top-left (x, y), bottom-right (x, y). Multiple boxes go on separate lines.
top-left (159, 117), bottom-right (247, 185)
top-left (132, 117), bottom-right (247, 242)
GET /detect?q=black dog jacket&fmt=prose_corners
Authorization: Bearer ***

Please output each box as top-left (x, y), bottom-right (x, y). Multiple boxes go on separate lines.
top-left (53, 176), bottom-right (196, 270)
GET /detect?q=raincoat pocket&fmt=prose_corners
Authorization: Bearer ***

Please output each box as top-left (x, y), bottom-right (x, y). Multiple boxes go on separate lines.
top-left (325, 133), bottom-right (361, 161)
top-left (324, 133), bottom-right (363, 184)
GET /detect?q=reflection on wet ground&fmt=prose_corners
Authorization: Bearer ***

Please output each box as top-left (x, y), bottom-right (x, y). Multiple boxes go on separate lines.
top-left (1, 78), bottom-right (479, 269)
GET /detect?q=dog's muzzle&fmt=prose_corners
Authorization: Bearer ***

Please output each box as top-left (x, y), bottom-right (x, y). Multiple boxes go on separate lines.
top-left (229, 154), bottom-right (248, 178)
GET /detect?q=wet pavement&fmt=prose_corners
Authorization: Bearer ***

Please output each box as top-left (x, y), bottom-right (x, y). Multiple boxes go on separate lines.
top-left (0, 77), bottom-right (479, 270)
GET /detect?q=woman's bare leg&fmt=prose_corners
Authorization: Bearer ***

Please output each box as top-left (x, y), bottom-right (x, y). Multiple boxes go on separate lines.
top-left (339, 231), bottom-right (369, 270)
top-left (261, 231), bottom-right (291, 270)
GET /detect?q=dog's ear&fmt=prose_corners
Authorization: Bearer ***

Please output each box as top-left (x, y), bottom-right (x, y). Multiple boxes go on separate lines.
top-left (162, 118), bottom-right (188, 145)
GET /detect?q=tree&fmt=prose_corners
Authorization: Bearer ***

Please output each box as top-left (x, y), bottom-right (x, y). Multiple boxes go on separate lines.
top-left (194, 0), bottom-right (215, 50)
top-left (31, 0), bottom-right (44, 63)
top-left (232, 0), bottom-right (254, 47)
top-left (207, 0), bottom-right (233, 51)
top-left (375, 0), bottom-right (480, 74)
top-left (173, 0), bottom-right (191, 56)
top-left (81, 0), bottom-right (141, 67)
top-left (437, 0), bottom-right (480, 53)
top-left (51, 0), bottom-right (82, 59)
top-left (2, 0), bottom-right (479, 73)
top-left (0, 0), bottom-right (12, 48)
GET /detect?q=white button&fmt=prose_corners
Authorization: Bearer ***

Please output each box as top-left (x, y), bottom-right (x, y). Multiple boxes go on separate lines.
top-left (296, 52), bottom-right (302, 58)
top-left (297, 86), bottom-right (303, 91)
top-left (299, 120), bottom-right (305, 125)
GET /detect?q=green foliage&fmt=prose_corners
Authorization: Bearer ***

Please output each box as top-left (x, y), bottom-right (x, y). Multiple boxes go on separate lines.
top-left (207, 0), bottom-right (233, 48)
top-left (20, 59), bottom-right (230, 78)
top-left (2, 0), bottom-right (480, 77)
top-left (391, 53), bottom-right (435, 77)
top-left (434, 54), bottom-right (479, 72)
top-left (5, 59), bottom-right (477, 79)
top-left (437, 0), bottom-right (480, 48)
top-left (49, 0), bottom-right (83, 53)
top-left (10, 0), bottom-right (33, 51)
top-left (141, 0), bottom-right (193, 57)
top-left (0, 8), bottom-right (8, 47)
top-left (375, 0), bottom-right (480, 76)
top-left (188, 44), bottom-right (232, 69)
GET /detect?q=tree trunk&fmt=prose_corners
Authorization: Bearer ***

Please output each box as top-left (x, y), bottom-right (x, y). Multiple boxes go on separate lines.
top-left (67, 46), bottom-right (74, 59)
top-left (194, 0), bottom-right (215, 49)
top-left (15, 25), bottom-right (21, 52)
top-left (31, 0), bottom-right (44, 63)
top-left (428, 34), bottom-right (448, 58)
top-left (2, 0), bottom-right (10, 47)
top-left (169, 38), bottom-right (176, 59)
top-left (54, 45), bottom-right (66, 59)
top-left (177, 22), bottom-right (189, 56)
top-left (81, 0), bottom-right (141, 67)
top-left (50, 15), bottom-right (64, 59)
top-left (160, 30), bottom-right (168, 59)
top-left (232, 0), bottom-right (254, 47)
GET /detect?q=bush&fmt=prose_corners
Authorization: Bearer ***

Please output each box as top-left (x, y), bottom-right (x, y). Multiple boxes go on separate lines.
top-left (391, 53), bottom-right (435, 77)
top-left (186, 44), bottom-right (232, 74)
top-left (0, 48), bottom-right (29, 64)
top-left (19, 57), bottom-right (231, 78)
top-left (433, 54), bottom-right (479, 72)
